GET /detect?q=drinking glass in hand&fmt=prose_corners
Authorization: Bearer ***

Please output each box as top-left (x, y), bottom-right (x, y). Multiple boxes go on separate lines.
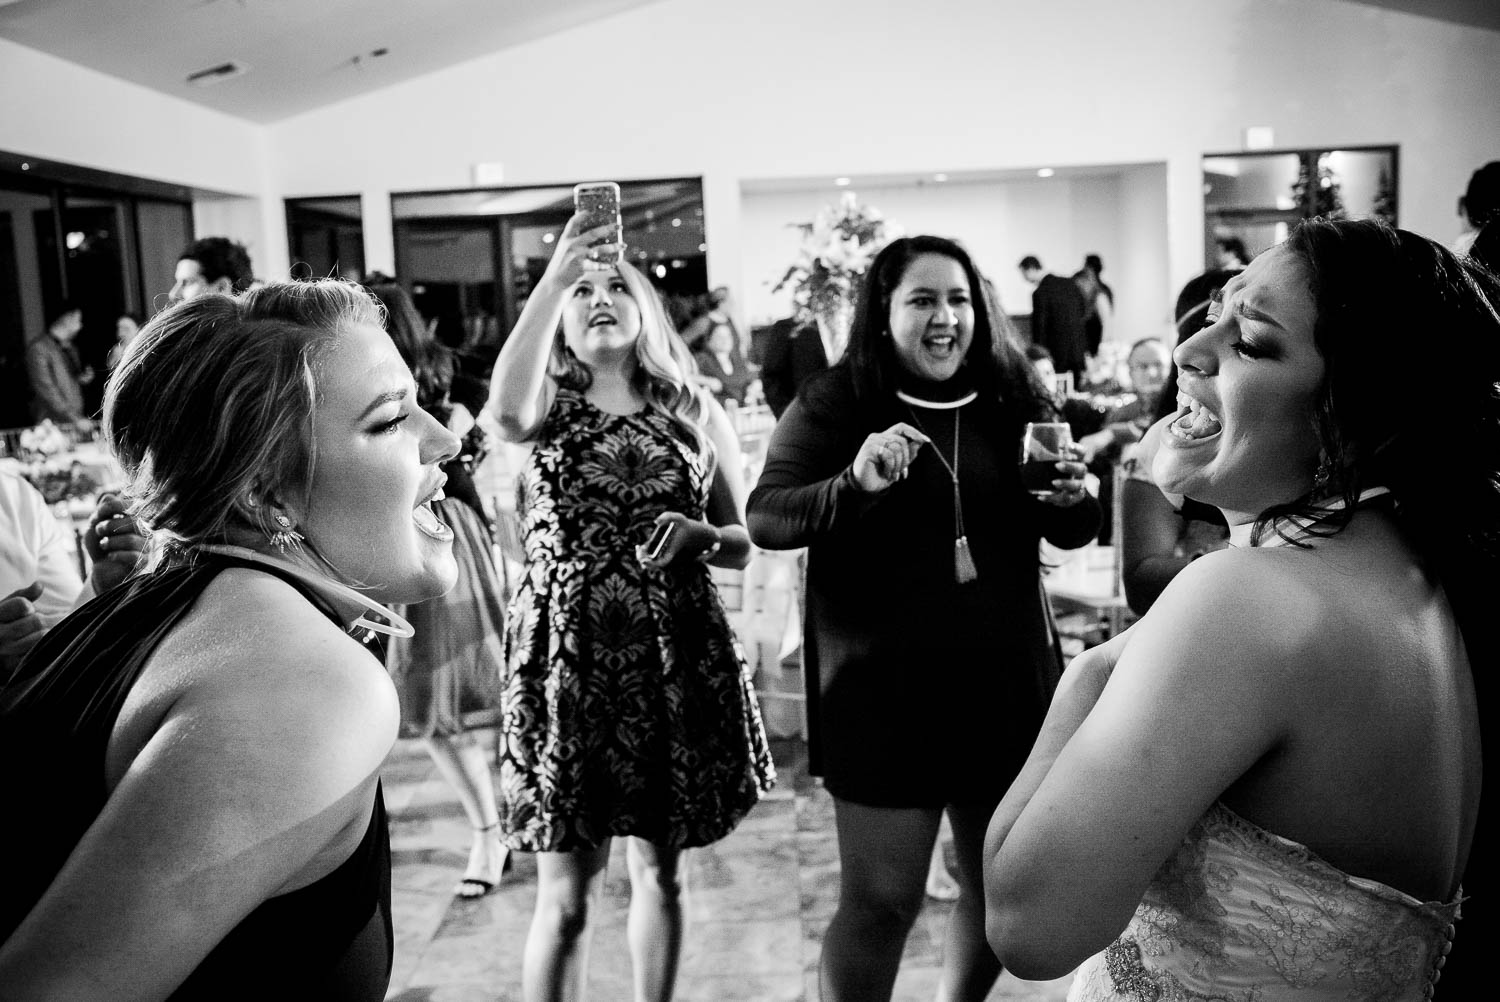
top-left (1020, 422), bottom-right (1073, 497)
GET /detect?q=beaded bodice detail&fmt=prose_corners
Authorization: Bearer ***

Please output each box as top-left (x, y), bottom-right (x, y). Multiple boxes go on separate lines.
top-left (1069, 802), bottom-right (1459, 1001)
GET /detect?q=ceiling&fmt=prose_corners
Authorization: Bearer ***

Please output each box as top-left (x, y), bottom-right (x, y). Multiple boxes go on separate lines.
top-left (0, 0), bottom-right (1494, 125)
top-left (0, 0), bottom-right (664, 124)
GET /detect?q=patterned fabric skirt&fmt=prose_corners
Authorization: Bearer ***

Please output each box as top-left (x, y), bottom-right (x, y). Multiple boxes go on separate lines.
top-left (387, 498), bottom-right (506, 738)
top-left (498, 555), bottom-right (775, 852)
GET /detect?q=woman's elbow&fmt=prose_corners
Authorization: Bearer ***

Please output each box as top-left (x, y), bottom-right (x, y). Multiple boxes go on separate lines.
top-left (492, 408), bottom-right (535, 443)
top-left (985, 905), bottom-right (1090, 982)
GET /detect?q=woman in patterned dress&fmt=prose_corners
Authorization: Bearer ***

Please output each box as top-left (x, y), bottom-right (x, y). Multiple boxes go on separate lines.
top-left (487, 212), bottom-right (774, 1002)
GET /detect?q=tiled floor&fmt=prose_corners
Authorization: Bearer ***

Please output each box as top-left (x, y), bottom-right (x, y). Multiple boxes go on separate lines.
top-left (380, 734), bottom-right (1074, 1002)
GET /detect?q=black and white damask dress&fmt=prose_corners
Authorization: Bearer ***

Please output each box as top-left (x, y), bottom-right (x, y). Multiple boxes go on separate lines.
top-left (498, 388), bottom-right (774, 852)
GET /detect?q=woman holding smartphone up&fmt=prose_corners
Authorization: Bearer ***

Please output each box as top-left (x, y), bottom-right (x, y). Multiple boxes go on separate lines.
top-left (488, 208), bottom-right (774, 1002)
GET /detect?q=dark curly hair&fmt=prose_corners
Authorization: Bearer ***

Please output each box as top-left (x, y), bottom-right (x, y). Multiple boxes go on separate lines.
top-left (179, 236), bottom-right (255, 292)
top-left (1254, 219), bottom-right (1500, 663)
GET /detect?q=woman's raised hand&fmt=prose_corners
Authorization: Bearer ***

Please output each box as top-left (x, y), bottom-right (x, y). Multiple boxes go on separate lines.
top-left (851, 423), bottom-right (931, 493)
top-left (539, 212), bottom-right (621, 290)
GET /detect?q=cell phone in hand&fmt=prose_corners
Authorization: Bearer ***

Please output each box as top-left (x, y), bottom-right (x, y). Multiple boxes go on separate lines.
top-left (573, 181), bottom-right (623, 269)
top-left (644, 521), bottom-right (676, 561)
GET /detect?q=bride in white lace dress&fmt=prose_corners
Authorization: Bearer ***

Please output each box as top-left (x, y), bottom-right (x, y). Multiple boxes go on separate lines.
top-left (983, 219), bottom-right (1499, 1001)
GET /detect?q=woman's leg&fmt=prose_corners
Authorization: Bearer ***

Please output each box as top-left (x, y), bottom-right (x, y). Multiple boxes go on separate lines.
top-left (424, 731), bottom-right (508, 896)
top-left (625, 838), bottom-right (686, 1002)
top-left (820, 798), bottom-right (941, 1002)
top-left (934, 804), bottom-right (1005, 1002)
top-left (524, 843), bottom-right (613, 1002)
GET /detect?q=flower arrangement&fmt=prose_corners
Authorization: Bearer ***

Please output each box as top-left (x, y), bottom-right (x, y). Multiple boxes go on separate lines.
top-left (13, 419), bottom-right (102, 505)
top-left (19, 419), bottom-right (71, 459)
top-left (772, 192), bottom-right (898, 324)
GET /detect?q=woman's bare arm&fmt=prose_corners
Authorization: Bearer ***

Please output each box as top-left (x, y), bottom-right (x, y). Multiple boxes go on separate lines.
top-left (0, 579), bottom-right (398, 1001)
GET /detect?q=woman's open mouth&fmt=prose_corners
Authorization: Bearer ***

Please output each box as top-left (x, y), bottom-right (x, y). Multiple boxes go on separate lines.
top-left (923, 333), bottom-right (959, 359)
top-left (1168, 393), bottom-right (1223, 442)
top-left (412, 484), bottom-right (454, 542)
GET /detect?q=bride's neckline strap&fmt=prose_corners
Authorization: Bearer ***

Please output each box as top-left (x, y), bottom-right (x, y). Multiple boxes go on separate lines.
top-left (1228, 486), bottom-right (1392, 548)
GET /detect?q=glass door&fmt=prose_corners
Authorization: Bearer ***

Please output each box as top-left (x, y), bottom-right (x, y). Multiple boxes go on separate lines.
top-left (60, 191), bottom-right (134, 413)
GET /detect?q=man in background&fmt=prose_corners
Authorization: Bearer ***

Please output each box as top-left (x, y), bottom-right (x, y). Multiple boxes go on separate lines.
top-left (1019, 255), bottom-right (1088, 383)
top-left (168, 236), bottom-right (254, 304)
top-left (759, 315), bottom-right (829, 419)
top-left (25, 304), bottom-right (91, 426)
top-left (1455, 161), bottom-right (1500, 257)
top-left (1214, 236), bottom-right (1250, 270)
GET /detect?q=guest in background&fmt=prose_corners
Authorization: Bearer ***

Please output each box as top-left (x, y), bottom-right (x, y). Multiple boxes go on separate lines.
top-left (488, 213), bottom-right (774, 1002)
top-left (749, 235), bottom-right (1097, 1002)
top-left (1214, 235), bottom-right (1250, 270)
top-left (760, 313), bottom-right (830, 418)
top-left (1455, 161), bottom-right (1500, 257)
top-left (1020, 255), bottom-right (1089, 383)
top-left (693, 320), bottom-right (757, 407)
top-left (985, 220), bottom-right (1494, 998)
top-left (106, 312), bottom-right (143, 372)
top-left (682, 285), bottom-right (746, 354)
top-left (1470, 218), bottom-right (1500, 274)
top-left (25, 303), bottom-right (92, 427)
top-left (1026, 343), bottom-right (1108, 445)
top-left (0, 477), bottom-right (146, 678)
top-left (1116, 272), bottom-right (1236, 615)
top-left (1077, 338), bottom-right (1170, 463)
top-left (1072, 254), bottom-right (1114, 357)
top-left (168, 236), bottom-right (254, 304)
top-left (1074, 337), bottom-right (1171, 543)
top-left (0, 280), bottom-right (461, 998)
top-left (366, 279), bottom-right (511, 900)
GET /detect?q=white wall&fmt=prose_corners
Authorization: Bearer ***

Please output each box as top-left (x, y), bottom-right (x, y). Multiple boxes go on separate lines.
top-left (6, 1), bottom-right (1497, 304)
top-left (261, 0), bottom-right (1500, 314)
top-left (738, 169), bottom-right (1165, 346)
top-left (0, 36), bottom-right (279, 273)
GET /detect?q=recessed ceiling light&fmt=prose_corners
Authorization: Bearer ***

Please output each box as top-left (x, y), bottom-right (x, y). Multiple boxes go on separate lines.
top-left (1037, 168), bottom-right (1055, 178)
top-left (834, 177), bottom-right (851, 186)
top-left (933, 173), bottom-right (949, 182)
top-left (542, 232), bottom-right (555, 244)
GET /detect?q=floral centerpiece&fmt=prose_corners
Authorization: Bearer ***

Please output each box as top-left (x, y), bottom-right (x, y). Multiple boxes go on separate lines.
top-left (16, 419), bottom-right (102, 506)
top-left (772, 193), bottom-right (897, 355)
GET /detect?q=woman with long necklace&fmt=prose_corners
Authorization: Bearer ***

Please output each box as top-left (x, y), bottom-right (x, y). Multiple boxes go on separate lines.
top-left (747, 235), bottom-right (1098, 1002)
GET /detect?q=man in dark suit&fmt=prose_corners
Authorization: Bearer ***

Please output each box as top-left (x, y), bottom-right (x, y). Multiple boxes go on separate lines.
top-left (759, 315), bottom-right (829, 418)
top-left (1019, 255), bottom-right (1088, 383)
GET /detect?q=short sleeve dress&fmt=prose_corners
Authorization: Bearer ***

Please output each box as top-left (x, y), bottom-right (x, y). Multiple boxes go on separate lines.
top-left (498, 388), bottom-right (775, 851)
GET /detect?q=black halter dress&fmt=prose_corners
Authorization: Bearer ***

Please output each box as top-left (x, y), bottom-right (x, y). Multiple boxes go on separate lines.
top-left (0, 550), bottom-right (393, 1000)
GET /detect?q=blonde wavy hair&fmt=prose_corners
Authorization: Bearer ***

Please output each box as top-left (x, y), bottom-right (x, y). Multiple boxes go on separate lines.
top-left (549, 261), bottom-right (713, 468)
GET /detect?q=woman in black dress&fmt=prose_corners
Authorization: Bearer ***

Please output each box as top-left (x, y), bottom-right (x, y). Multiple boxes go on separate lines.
top-left (0, 281), bottom-right (460, 999)
top-left (747, 235), bottom-right (1098, 1002)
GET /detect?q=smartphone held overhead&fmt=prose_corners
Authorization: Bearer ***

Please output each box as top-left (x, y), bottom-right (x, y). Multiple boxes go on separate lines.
top-left (573, 181), bottom-right (624, 270)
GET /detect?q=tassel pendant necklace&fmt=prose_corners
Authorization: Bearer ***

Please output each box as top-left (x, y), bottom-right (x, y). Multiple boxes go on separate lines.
top-left (905, 403), bottom-right (978, 584)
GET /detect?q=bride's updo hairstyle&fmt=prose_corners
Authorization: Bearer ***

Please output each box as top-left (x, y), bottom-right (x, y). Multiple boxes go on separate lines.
top-left (104, 280), bottom-right (383, 553)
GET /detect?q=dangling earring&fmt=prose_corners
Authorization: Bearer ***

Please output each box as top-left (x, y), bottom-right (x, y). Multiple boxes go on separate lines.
top-left (269, 513), bottom-right (304, 553)
top-left (1313, 454), bottom-right (1334, 495)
